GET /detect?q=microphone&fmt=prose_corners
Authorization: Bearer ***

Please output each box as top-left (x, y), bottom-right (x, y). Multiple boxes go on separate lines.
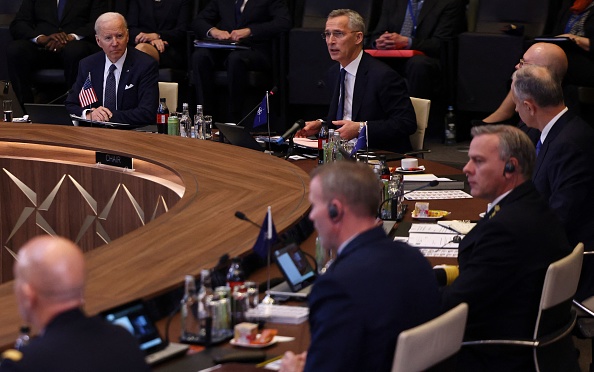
top-left (236, 86), bottom-right (278, 127)
top-left (48, 89), bottom-right (71, 104)
top-left (377, 180), bottom-right (439, 219)
top-left (276, 119), bottom-right (305, 144)
top-left (234, 211), bottom-right (262, 229)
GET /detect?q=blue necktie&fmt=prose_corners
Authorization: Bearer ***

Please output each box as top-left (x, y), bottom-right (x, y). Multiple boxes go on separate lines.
top-left (536, 139), bottom-right (542, 156)
top-left (235, 0), bottom-right (243, 25)
top-left (400, 0), bottom-right (420, 37)
top-left (57, 0), bottom-right (66, 21)
top-left (104, 64), bottom-right (117, 112)
top-left (336, 68), bottom-right (347, 121)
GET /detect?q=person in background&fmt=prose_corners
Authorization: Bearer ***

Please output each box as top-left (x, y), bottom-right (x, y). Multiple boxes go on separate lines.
top-left (369, 0), bottom-right (467, 99)
top-left (191, 0), bottom-right (291, 122)
top-left (512, 64), bottom-right (594, 300)
top-left (127, 0), bottom-right (191, 69)
top-left (441, 124), bottom-right (576, 370)
top-left (280, 161), bottom-right (440, 372)
top-left (0, 236), bottom-right (150, 371)
top-left (65, 12), bottom-right (159, 126)
top-left (296, 9), bottom-right (417, 154)
top-left (8, 0), bottom-right (107, 106)
top-left (481, 42), bottom-right (568, 144)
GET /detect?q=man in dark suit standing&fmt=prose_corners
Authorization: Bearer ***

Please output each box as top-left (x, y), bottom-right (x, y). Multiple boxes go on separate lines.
top-left (441, 124), bottom-right (575, 370)
top-left (512, 64), bottom-right (594, 300)
top-left (280, 161), bottom-right (440, 372)
top-left (297, 9), bottom-right (417, 154)
top-left (191, 0), bottom-right (291, 122)
top-left (65, 12), bottom-right (159, 126)
top-left (369, 0), bottom-right (466, 99)
top-left (0, 236), bottom-right (150, 371)
top-left (8, 0), bottom-right (107, 106)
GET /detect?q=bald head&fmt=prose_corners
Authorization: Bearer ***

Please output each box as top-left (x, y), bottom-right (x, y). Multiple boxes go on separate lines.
top-left (523, 43), bottom-right (568, 82)
top-left (14, 236), bottom-right (85, 327)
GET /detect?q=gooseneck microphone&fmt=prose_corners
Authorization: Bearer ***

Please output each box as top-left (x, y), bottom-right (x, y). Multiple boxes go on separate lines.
top-left (276, 119), bottom-right (306, 144)
top-left (234, 211), bottom-right (262, 229)
top-left (48, 89), bottom-right (71, 104)
top-left (377, 180), bottom-right (440, 219)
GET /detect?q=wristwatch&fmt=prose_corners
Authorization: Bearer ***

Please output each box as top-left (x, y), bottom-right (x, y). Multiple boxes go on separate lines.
top-left (358, 122), bottom-right (366, 134)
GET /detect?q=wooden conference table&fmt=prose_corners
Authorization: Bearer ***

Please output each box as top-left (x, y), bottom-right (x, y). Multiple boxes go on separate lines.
top-left (154, 155), bottom-right (487, 371)
top-left (0, 123), bottom-right (311, 350)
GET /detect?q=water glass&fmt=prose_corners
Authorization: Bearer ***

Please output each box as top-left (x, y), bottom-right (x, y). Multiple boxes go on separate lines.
top-left (244, 281), bottom-right (259, 309)
top-left (203, 115), bottom-right (212, 140)
top-left (3, 100), bottom-right (12, 122)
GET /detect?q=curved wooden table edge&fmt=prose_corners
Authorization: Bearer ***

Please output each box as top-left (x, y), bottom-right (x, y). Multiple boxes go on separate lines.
top-left (0, 124), bottom-right (311, 349)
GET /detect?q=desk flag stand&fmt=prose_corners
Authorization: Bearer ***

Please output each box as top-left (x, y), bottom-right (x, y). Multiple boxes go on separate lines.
top-left (261, 206), bottom-right (275, 305)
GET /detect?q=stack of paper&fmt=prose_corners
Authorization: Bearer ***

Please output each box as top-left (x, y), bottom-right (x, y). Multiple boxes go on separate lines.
top-left (246, 304), bottom-right (309, 324)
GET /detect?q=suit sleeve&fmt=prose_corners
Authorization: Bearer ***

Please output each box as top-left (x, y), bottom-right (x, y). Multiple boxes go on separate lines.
top-left (410, 0), bottom-right (466, 57)
top-left (159, 0), bottom-right (191, 45)
top-left (304, 276), bottom-right (365, 372)
top-left (10, 0), bottom-right (43, 40)
top-left (247, 0), bottom-right (292, 41)
top-left (365, 68), bottom-right (417, 144)
top-left (111, 58), bottom-right (159, 125)
top-left (71, 0), bottom-right (107, 38)
top-left (192, 0), bottom-right (223, 37)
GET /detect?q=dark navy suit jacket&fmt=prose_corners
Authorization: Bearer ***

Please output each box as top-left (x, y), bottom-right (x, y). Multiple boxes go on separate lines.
top-left (326, 52), bottom-right (417, 153)
top-left (10, 0), bottom-right (106, 40)
top-left (128, 0), bottom-right (191, 50)
top-left (0, 308), bottom-right (150, 372)
top-left (304, 226), bottom-right (439, 372)
top-left (65, 48), bottom-right (159, 126)
top-left (442, 181), bottom-right (572, 370)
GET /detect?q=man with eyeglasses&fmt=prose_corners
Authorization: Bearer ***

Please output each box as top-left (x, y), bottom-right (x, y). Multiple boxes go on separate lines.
top-left (65, 12), bottom-right (159, 126)
top-left (296, 9), bottom-right (417, 154)
top-left (481, 42), bottom-right (569, 131)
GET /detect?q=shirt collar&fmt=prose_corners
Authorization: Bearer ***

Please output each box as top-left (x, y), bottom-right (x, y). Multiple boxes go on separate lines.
top-left (342, 50), bottom-right (363, 77)
top-left (104, 48), bottom-right (128, 74)
top-left (540, 107), bottom-right (568, 143)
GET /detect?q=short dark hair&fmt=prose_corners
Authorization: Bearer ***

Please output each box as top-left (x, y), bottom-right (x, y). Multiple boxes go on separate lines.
top-left (311, 161), bottom-right (382, 217)
top-left (470, 124), bottom-right (535, 179)
top-left (327, 9), bottom-right (366, 34)
top-left (512, 65), bottom-right (564, 108)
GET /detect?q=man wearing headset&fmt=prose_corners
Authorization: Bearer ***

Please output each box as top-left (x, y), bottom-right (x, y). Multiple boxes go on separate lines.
top-left (280, 161), bottom-right (439, 372)
top-left (441, 124), bottom-right (574, 370)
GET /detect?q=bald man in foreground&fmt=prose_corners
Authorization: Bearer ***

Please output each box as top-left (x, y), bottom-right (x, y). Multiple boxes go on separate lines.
top-left (0, 236), bottom-right (149, 372)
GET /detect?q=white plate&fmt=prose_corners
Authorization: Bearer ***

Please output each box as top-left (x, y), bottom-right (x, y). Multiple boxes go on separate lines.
top-left (396, 166), bottom-right (425, 173)
top-left (230, 335), bottom-right (279, 348)
top-left (412, 210), bottom-right (450, 221)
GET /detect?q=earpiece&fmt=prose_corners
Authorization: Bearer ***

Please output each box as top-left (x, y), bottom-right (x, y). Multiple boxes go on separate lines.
top-left (503, 161), bottom-right (515, 174)
top-left (328, 203), bottom-right (339, 219)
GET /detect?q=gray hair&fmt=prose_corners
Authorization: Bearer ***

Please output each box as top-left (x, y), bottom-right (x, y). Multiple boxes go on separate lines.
top-left (470, 124), bottom-right (535, 179)
top-left (311, 161), bottom-right (381, 218)
top-left (512, 65), bottom-right (564, 108)
top-left (328, 9), bottom-right (366, 34)
top-left (95, 12), bottom-right (128, 35)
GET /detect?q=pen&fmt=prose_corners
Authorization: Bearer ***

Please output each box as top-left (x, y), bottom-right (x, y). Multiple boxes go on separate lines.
top-left (256, 354), bottom-right (283, 367)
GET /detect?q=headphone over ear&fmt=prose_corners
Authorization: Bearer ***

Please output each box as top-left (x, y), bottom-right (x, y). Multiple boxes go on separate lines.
top-left (328, 203), bottom-right (339, 219)
top-left (504, 161), bottom-right (515, 174)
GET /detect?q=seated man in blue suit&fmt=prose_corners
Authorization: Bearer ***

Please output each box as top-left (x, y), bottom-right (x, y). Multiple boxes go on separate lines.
top-left (280, 161), bottom-right (440, 372)
top-left (296, 9), bottom-right (417, 154)
top-left (512, 64), bottom-right (594, 300)
top-left (441, 125), bottom-right (575, 370)
top-left (65, 12), bottom-right (159, 126)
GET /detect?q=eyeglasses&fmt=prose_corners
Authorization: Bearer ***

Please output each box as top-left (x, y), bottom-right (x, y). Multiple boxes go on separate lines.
top-left (518, 58), bottom-right (532, 67)
top-left (321, 31), bottom-right (359, 40)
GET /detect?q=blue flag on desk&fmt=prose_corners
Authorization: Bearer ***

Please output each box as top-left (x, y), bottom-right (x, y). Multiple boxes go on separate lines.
top-left (350, 124), bottom-right (367, 156)
top-left (251, 211), bottom-right (278, 258)
top-left (253, 96), bottom-right (267, 127)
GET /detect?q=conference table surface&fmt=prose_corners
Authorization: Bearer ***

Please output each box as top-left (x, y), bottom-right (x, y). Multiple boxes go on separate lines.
top-left (0, 123), bottom-right (311, 350)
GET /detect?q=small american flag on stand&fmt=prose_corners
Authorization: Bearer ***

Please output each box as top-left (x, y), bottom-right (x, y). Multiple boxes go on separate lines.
top-left (78, 73), bottom-right (97, 107)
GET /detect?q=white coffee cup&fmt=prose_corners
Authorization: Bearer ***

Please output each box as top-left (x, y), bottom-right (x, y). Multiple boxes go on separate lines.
top-left (401, 158), bottom-right (418, 170)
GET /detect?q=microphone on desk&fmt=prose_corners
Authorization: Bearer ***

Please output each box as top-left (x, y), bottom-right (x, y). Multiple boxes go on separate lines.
top-left (47, 89), bottom-right (71, 104)
top-left (234, 211), bottom-right (262, 229)
top-left (276, 119), bottom-right (305, 144)
top-left (377, 180), bottom-right (440, 219)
